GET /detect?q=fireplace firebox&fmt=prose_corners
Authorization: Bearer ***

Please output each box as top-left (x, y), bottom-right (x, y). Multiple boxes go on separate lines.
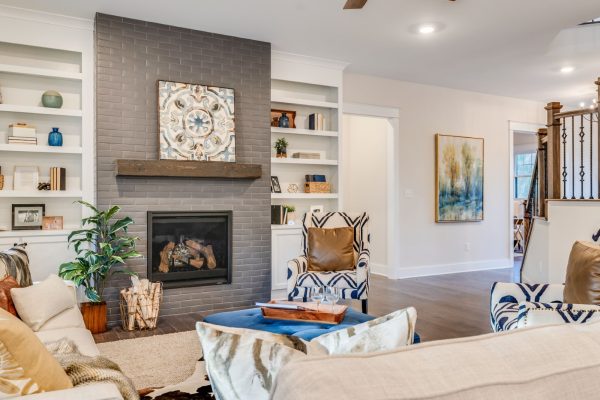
top-left (147, 211), bottom-right (232, 288)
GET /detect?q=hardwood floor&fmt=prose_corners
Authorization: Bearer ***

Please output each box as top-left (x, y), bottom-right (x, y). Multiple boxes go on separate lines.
top-left (94, 268), bottom-right (513, 343)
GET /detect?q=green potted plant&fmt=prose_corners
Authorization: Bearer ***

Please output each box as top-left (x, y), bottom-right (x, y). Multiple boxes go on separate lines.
top-left (59, 201), bottom-right (141, 333)
top-left (283, 205), bottom-right (296, 224)
top-left (274, 137), bottom-right (288, 158)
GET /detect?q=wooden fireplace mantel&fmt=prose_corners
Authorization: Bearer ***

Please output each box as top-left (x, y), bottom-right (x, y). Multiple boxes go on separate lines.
top-left (116, 159), bottom-right (262, 179)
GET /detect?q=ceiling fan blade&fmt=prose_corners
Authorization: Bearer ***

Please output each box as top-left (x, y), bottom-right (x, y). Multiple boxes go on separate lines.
top-left (344, 0), bottom-right (368, 9)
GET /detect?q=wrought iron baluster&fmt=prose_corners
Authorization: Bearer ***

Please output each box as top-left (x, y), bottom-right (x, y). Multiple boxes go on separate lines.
top-left (562, 117), bottom-right (567, 199)
top-left (580, 115), bottom-right (585, 199)
top-left (571, 116), bottom-right (576, 199)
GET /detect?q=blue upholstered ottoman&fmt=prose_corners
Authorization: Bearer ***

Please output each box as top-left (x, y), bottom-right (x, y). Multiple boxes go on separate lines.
top-left (204, 307), bottom-right (420, 343)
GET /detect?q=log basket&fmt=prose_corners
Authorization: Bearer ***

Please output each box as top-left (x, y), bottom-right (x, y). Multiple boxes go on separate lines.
top-left (119, 280), bottom-right (163, 331)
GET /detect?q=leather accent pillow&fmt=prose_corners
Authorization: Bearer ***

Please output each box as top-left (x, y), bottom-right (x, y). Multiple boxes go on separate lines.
top-left (0, 276), bottom-right (19, 316)
top-left (0, 244), bottom-right (32, 287)
top-left (307, 227), bottom-right (355, 272)
top-left (0, 308), bottom-right (72, 397)
top-left (11, 275), bottom-right (74, 331)
top-left (564, 241), bottom-right (600, 304)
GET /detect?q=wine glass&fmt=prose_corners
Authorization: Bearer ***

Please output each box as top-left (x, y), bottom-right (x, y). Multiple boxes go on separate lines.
top-left (325, 286), bottom-right (340, 312)
top-left (310, 286), bottom-right (325, 312)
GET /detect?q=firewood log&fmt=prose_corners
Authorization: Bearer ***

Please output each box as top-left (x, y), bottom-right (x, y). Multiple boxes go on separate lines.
top-left (158, 242), bottom-right (175, 273)
top-left (185, 240), bottom-right (217, 269)
top-left (128, 293), bottom-right (138, 330)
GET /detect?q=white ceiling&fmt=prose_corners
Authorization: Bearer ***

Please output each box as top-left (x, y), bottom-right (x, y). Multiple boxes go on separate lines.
top-left (2, 0), bottom-right (599, 106)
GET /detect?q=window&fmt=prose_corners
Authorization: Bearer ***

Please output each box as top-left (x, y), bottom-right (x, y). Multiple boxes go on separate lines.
top-left (515, 152), bottom-right (536, 199)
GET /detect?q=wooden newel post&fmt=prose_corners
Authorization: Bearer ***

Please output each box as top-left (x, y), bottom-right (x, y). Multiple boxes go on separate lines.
top-left (537, 128), bottom-right (548, 217)
top-left (545, 102), bottom-right (563, 200)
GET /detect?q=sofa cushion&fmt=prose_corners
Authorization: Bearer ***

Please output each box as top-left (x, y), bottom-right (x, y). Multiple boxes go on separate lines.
top-left (564, 241), bottom-right (600, 304)
top-left (0, 308), bottom-right (72, 397)
top-left (272, 321), bottom-right (600, 400)
top-left (36, 328), bottom-right (99, 358)
top-left (11, 275), bottom-right (74, 331)
top-left (0, 276), bottom-right (19, 316)
top-left (0, 245), bottom-right (32, 287)
top-left (516, 301), bottom-right (600, 329)
top-left (307, 227), bottom-right (355, 272)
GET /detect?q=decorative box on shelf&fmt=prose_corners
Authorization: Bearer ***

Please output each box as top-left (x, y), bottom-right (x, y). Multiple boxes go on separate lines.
top-left (305, 182), bottom-right (331, 193)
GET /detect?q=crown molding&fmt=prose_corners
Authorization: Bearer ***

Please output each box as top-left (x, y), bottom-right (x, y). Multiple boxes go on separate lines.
top-left (272, 51), bottom-right (349, 72)
top-left (0, 5), bottom-right (93, 31)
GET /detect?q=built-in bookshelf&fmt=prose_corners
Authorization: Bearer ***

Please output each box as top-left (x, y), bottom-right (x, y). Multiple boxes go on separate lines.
top-left (270, 76), bottom-right (343, 224)
top-left (0, 7), bottom-right (93, 280)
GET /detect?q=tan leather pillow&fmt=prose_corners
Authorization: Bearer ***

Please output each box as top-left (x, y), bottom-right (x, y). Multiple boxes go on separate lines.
top-left (0, 276), bottom-right (20, 316)
top-left (564, 241), bottom-right (600, 304)
top-left (0, 308), bottom-right (73, 396)
top-left (307, 227), bottom-right (355, 272)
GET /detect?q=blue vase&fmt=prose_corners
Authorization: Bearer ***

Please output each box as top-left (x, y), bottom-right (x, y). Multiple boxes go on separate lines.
top-left (48, 127), bottom-right (63, 147)
top-left (278, 112), bottom-right (290, 128)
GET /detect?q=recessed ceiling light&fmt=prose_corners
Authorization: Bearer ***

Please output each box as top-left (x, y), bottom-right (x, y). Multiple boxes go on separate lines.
top-left (418, 24), bottom-right (436, 34)
top-left (560, 66), bottom-right (575, 74)
top-left (580, 102), bottom-right (586, 108)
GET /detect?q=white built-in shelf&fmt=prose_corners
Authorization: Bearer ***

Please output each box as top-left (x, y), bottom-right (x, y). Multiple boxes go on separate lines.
top-left (271, 193), bottom-right (339, 200)
top-left (271, 95), bottom-right (338, 109)
top-left (271, 158), bottom-right (338, 166)
top-left (0, 229), bottom-right (76, 238)
top-left (270, 127), bottom-right (338, 137)
top-left (271, 224), bottom-right (302, 231)
top-left (0, 190), bottom-right (83, 198)
top-left (0, 104), bottom-right (82, 117)
top-left (0, 144), bottom-right (82, 154)
top-left (0, 63), bottom-right (83, 81)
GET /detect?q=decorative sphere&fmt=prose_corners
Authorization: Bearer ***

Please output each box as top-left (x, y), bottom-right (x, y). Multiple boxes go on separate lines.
top-left (42, 90), bottom-right (63, 108)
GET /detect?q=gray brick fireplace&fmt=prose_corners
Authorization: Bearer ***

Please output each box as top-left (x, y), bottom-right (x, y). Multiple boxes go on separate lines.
top-left (95, 13), bottom-right (271, 325)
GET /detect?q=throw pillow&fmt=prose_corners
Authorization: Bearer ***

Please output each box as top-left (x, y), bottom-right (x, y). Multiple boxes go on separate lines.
top-left (307, 227), bottom-right (355, 272)
top-left (564, 241), bottom-right (600, 304)
top-left (309, 307), bottom-right (417, 355)
top-left (0, 245), bottom-right (32, 287)
top-left (196, 322), bottom-right (306, 400)
top-left (0, 308), bottom-right (72, 397)
top-left (11, 274), bottom-right (74, 331)
top-left (516, 301), bottom-right (600, 329)
top-left (0, 276), bottom-right (19, 316)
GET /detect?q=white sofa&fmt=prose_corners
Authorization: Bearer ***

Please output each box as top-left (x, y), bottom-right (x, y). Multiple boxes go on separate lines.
top-left (271, 321), bottom-right (600, 399)
top-left (21, 282), bottom-right (123, 400)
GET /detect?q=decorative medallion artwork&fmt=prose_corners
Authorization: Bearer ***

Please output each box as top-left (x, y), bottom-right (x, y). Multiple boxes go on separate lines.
top-left (435, 134), bottom-right (484, 222)
top-left (158, 80), bottom-right (235, 162)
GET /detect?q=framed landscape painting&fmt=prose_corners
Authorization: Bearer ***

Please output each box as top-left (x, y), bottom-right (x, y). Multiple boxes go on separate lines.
top-left (435, 134), bottom-right (484, 222)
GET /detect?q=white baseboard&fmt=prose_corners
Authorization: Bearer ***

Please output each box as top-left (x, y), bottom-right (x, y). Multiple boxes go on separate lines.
top-left (390, 258), bottom-right (511, 279)
top-left (370, 263), bottom-right (391, 277)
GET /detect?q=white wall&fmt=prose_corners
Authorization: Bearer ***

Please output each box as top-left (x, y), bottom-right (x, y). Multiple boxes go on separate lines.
top-left (523, 200), bottom-right (600, 284)
top-left (342, 114), bottom-right (392, 272)
top-left (343, 73), bottom-right (545, 278)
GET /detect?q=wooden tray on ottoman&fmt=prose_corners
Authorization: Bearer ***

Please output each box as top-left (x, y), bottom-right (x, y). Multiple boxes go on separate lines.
top-left (260, 300), bottom-right (347, 325)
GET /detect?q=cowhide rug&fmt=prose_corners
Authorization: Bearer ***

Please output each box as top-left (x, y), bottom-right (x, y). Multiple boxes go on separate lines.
top-left (140, 358), bottom-right (214, 400)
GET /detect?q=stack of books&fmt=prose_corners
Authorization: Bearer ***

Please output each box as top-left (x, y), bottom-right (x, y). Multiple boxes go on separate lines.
top-left (271, 205), bottom-right (288, 225)
top-left (308, 113), bottom-right (325, 130)
top-left (8, 123), bottom-right (37, 145)
top-left (8, 136), bottom-right (37, 145)
top-left (50, 167), bottom-right (66, 191)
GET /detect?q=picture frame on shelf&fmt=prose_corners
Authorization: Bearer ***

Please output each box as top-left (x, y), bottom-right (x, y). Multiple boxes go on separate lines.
top-left (42, 216), bottom-right (63, 230)
top-left (270, 109), bottom-right (296, 129)
top-left (271, 176), bottom-right (282, 193)
top-left (310, 205), bottom-right (324, 214)
top-left (13, 166), bottom-right (39, 192)
top-left (12, 204), bottom-right (45, 231)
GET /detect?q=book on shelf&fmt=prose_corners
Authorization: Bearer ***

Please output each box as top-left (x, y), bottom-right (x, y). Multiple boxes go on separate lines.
top-left (271, 205), bottom-right (288, 225)
top-left (9, 123), bottom-right (36, 138)
top-left (50, 167), bottom-right (66, 191)
top-left (305, 175), bottom-right (327, 183)
top-left (308, 113), bottom-right (325, 131)
top-left (8, 136), bottom-right (37, 145)
top-left (292, 152), bottom-right (320, 160)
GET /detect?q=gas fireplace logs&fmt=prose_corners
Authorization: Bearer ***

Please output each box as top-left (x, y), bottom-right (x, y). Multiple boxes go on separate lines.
top-left (119, 276), bottom-right (163, 331)
top-left (157, 238), bottom-right (217, 273)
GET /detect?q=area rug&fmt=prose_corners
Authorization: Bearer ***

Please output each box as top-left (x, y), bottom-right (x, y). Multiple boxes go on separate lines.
top-left (97, 331), bottom-right (214, 399)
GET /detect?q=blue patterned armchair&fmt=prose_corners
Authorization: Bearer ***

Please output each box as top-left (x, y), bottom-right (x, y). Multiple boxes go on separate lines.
top-left (287, 212), bottom-right (370, 313)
